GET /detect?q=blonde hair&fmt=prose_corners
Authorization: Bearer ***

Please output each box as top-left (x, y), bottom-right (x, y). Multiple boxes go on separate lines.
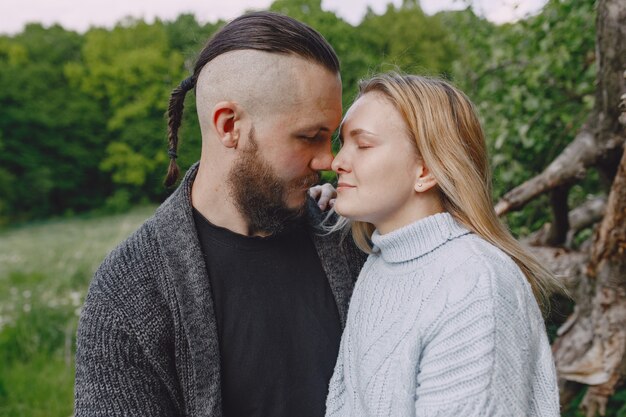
top-left (339, 72), bottom-right (562, 311)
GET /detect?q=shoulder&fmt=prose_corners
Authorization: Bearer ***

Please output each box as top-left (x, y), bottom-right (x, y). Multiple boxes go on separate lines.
top-left (432, 234), bottom-right (529, 304)
top-left (419, 234), bottom-right (533, 332)
top-left (82, 215), bottom-right (172, 340)
top-left (91, 216), bottom-right (162, 296)
top-left (415, 235), bottom-right (555, 411)
top-left (75, 216), bottom-right (184, 414)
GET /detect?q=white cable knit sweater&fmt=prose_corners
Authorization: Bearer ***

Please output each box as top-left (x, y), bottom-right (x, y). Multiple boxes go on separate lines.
top-left (325, 213), bottom-right (560, 417)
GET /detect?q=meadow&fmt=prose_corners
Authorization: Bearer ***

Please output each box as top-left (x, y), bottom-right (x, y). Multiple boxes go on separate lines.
top-left (0, 206), bottom-right (155, 417)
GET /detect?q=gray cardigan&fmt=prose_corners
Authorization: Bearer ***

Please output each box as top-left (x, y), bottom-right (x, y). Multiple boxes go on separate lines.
top-left (74, 163), bottom-right (365, 417)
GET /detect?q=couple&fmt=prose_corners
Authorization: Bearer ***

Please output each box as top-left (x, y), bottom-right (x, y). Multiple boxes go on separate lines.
top-left (74, 11), bottom-right (560, 417)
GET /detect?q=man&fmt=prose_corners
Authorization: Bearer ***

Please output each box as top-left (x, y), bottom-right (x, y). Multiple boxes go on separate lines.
top-left (74, 11), bottom-right (365, 417)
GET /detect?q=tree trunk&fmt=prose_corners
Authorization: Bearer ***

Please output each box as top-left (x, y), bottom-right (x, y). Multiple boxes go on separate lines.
top-left (553, 147), bottom-right (626, 416)
top-left (494, 0), bottom-right (626, 415)
top-left (553, 0), bottom-right (626, 411)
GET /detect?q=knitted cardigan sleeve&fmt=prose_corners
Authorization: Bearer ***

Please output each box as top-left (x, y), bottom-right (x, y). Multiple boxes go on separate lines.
top-left (413, 257), bottom-right (559, 417)
top-left (74, 220), bottom-right (187, 417)
top-left (74, 279), bottom-right (182, 417)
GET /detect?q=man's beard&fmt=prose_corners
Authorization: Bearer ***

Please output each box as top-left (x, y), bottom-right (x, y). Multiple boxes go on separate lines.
top-left (227, 128), bottom-right (319, 235)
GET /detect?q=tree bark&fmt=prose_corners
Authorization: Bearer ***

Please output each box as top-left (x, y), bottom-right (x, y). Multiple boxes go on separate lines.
top-left (526, 246), bottom-right (587, 296)
top-left (494, 125), bottom-right (602, 216)
top-left (554, 146), bottom-right (626, 417)
top-left (569, 197), bottom-right (607, 232)
top-left (493, 0), bottom-right (626, 415)
top-left (550, 1), bottom-right (626, 412)
top-left (524, 197), bottom-right (606, 248)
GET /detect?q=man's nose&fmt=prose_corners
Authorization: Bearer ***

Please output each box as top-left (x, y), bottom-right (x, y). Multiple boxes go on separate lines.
top-left (310, 141), bottom-right (334, 171)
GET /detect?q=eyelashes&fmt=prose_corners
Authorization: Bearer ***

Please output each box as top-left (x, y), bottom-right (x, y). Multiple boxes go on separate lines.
top-left (298, 133), bottom-right (328, 143)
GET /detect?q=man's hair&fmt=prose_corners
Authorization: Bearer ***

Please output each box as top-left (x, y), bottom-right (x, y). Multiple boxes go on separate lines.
top-left (165, 11), bottom-right (341, 186)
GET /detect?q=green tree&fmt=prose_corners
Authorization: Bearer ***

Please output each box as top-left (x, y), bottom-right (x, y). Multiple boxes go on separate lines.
top-left (441, 0), bottom-right (597, 234)
top-left (358, 0), bottom-right (457, 77)
top-left (0, 24), bottom-right (108, 222)
top-left (65, 19), bottom-right (187, 206)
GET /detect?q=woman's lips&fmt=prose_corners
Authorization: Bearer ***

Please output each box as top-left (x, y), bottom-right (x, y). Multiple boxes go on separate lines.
top-left (337, 182), bottom-right (355, 190)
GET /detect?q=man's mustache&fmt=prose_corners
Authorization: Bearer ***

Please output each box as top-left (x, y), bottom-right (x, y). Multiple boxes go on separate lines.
top-left (290, 173), bottom-right (321, 191)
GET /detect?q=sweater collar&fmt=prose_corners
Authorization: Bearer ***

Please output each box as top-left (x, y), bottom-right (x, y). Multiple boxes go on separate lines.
top-left (371, 212), bottom-right (470, 263)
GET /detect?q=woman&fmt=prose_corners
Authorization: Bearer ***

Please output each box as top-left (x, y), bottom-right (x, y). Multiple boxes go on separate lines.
top-left (324, 73), bottom-right (561, 417)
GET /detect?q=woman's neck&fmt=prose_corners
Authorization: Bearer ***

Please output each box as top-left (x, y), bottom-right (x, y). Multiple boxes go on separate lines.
top-left (375, 192), bottom-right (444, 235)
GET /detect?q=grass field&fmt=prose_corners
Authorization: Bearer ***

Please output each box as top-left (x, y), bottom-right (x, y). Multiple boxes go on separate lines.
top-left (0, 206), bottom-right (155, 417)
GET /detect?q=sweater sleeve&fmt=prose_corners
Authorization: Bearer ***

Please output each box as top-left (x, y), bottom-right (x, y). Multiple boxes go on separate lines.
top-left (74, 282), bottom-right (181, 417)
top-left (414, 258), bottom-right (541, 417)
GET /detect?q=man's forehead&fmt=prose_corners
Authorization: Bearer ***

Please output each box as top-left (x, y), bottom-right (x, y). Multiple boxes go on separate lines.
top-left (270, 108), bottom-right (340, 133)
top-left (273, 77), bottom-right (342, 127)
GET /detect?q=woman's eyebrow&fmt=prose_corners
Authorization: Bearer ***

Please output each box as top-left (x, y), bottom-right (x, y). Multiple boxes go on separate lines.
top-left (348, 128), bottom-right (377, 138)
top-left (338, 127), bottom-right (377, 143)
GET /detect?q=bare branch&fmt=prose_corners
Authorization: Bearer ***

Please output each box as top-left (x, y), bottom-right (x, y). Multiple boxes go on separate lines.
top-left (569, 197), bottom-right (607, 232)
top-left (523, 196), bottom-right (605, 247)
top-left (494, 124), bottom-right (625, 216)
top-left (495, 0), bottom-right (626, 218)
top-left (495, 125), bottom-right (594, 216)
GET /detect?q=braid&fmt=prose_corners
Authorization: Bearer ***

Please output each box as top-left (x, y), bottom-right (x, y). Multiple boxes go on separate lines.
top-left (164, 77), bottom-right (195, 187)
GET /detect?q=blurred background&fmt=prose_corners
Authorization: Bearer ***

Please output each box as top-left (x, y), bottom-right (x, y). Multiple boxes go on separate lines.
top-left (1, 0), bottom-right (622, 415)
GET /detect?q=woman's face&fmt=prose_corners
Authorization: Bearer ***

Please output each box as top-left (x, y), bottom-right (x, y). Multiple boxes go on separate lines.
top-left (331, 92), bottom-right (421, 232)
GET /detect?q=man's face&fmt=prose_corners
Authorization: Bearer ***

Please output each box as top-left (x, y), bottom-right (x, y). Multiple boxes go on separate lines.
top-left (227, 127), bottom-right (318, 235)
top-left (228, 63), bottom-right (342, 234)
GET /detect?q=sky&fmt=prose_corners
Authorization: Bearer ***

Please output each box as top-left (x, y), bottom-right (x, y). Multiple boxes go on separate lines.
top-left (0, 0), bottom-right (548, 35)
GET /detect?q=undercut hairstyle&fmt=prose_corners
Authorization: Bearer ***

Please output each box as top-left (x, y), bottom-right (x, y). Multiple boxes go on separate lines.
top-left (164, 11), bottom-right (341, 187)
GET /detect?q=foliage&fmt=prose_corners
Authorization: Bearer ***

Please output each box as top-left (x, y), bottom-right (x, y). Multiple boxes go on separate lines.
top-left (0, 25), bottom-right (109, 224)
top-left (64, 20), bottom-right (188, 204)
top-left (0, 0), bottom-right (462, 221)
top-left (358, 0), bottom-right (456, 77)
top-left (440, 0), bottom-right (597, 233)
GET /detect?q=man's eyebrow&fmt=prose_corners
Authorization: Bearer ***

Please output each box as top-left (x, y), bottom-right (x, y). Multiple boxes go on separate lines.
top-left (298, 124), bottom-right (332, 133)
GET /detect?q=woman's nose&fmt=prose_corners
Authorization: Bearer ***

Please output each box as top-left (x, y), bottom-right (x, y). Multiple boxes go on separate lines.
top-left (331, 147), bottom-right (349, 173)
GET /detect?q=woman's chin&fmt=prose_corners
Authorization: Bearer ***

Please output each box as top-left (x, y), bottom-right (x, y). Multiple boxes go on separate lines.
top-left (333, 200), bottom-right (348, 217)
top-left (334, 202), bottom-right (362, 222)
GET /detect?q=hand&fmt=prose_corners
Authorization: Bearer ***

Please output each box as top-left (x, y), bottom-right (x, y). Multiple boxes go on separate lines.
top-left (309, 183), bottom-right (337, 211)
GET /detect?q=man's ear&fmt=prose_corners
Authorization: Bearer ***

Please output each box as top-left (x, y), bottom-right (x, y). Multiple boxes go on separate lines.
top-left (212, 101), bottom-right (240, 148)
top-left (414, 161), bottom-right (438, 193)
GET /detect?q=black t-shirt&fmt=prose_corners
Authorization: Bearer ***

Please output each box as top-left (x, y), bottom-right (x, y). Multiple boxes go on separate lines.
top-left (193, 209), bottom-right (342, 417)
